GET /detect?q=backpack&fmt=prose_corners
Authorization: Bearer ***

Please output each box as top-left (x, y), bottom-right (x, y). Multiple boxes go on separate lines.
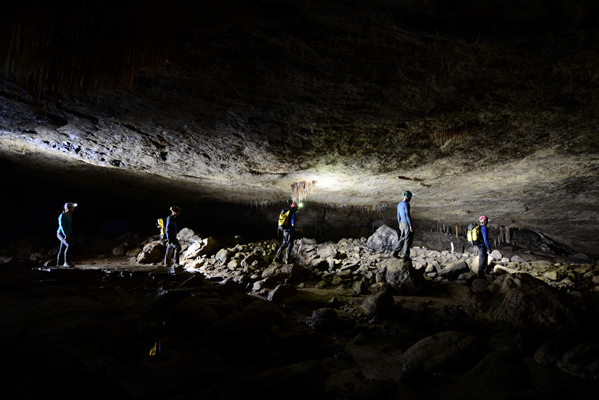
top-left (467, 223), bottom-right (481, 245)
top-left (157, 217), bottom-right (166, 238)
top-left (278, 208), bottom-right (291, 230)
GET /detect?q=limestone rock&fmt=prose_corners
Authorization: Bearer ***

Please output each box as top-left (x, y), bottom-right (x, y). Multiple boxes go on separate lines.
top-left (382, 259), bottom-right (425, 294)
top-left (439, 261), bottom-right (470, 280)
top-left (136, 241), bottom-right (165, 263)
top-left (490, 250), bottom-right (502, 260)
top-left (366, 225), bottom-right (398, 253)
top-left (487, 274), bottom-right (585, 333)
top-left (182, 237), bottom-right (219, 260)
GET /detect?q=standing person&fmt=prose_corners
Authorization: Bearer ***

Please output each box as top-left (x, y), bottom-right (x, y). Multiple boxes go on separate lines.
top-left (57, 202), bottom-right (77, 267)
top-left (477, 215), bottom-right (491, 278)
top-left (275, 202), bottom-right (298, 263)
top-left (164, 206), bottom-right (182, 270)
top-left (392, 191), bottom-right (413, 261)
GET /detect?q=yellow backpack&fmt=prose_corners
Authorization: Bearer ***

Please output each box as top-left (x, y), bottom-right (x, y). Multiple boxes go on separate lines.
top-left (467, 223), bottom-right (481, 245)
top-left (278, 209), bottom-right (291, 229)
top-left (157, 218), bottom-right (166, 238)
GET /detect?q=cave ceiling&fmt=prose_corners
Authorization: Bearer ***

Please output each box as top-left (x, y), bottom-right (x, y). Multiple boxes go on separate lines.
top-left (0, 0), bottom-right (598, 255)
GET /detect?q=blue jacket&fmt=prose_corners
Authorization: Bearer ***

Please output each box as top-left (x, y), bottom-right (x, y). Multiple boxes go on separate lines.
top-left (57, 213), bottom-right (73, 235)
top-left (286, 211), bottom-right (298, 232)
top-left (165, 215), bottom-right (178, 241)
top-left (397, 201), bottom-right (412, 227)
top-left (480, 225), bottom-right (491, 251)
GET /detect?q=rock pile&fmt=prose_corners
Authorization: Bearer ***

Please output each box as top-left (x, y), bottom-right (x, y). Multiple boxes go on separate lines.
top-left (133, 225), bottom-right (599, 297)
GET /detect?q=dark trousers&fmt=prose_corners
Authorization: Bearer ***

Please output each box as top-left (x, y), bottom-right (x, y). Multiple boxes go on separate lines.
top-left (392, 222), bottom-right (413, 258)
top-left (477, 245), bottom-right (488, 277)
top-left (164, 239), bottom-right (181, 267)
top-left (277, 230), bottom-right (294, 261)
top-left (57, 232), bottom-right (70, 265)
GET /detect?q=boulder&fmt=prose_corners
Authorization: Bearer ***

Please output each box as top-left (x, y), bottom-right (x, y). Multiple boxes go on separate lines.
top-left (177, 227), bottom-right (196, 240)
top-left (136, 241), bottom-right (165, 263)
top-left (182, 237), bottom-right (219, 260)
top-left (366, 225), bottom-right (398, 253)
top-left (215, 248), bottom-right (230, 264)
top-left (112, 245), bottom-right (125, 256)
top-left (361, 290), bottom-right (395, 317)
top-left (317, 243), bottom-right (338, 259)
top-left (382, 259), bottom-right (425, 294)
top-left (510, 255), bottom-right (528, 264)
top-left (262, 263), bottom-right (306, 282)
top-left (487, 274), bottom-right (585, 333)
top-left (306, 308), bottom-right (350, 333)
top-left (439, 261), bottom-right (470, 280)
top-left (402, 331), bottom-right (485, 374)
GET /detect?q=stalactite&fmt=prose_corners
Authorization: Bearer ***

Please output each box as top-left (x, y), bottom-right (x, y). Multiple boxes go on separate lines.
top-left (290, 180), bottom-right (317, 202)
top-left (434, 126), bottom-right (468, 147)
top-left (0, 1), bottom-right (168, 107)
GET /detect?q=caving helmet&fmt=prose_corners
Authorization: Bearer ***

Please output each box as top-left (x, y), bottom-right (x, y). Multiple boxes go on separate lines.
top-left (290, 202), bottom-right (297, 208)
top-left (403, 191), bottom-right (412, 199)
top-left (171, 205), bottom-right (182, 214)
top-left (64, 202), bottom-right (77, 210)
top-left (479, 215), bottom-right (488, 224)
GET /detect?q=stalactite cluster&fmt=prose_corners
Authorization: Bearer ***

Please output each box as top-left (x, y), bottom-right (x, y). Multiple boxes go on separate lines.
top-left (434, 126), bottom-right (467, 147)
top-left (290, 180), bottom-right (317, 203)
top-left (0, 1), bottom-right (168, 106)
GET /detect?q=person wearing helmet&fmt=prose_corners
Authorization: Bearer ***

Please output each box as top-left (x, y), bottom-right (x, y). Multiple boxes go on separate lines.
top-left (275, 201), bottom-right (298, 263)
top-left (164, 206), bottom-right (182, 271)
top-left (392, 191), bottom-right (413, 261)
top-left (477, 215), bottom-right (491, 278)
top-left (57, 202), bottom-right (77, 267)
